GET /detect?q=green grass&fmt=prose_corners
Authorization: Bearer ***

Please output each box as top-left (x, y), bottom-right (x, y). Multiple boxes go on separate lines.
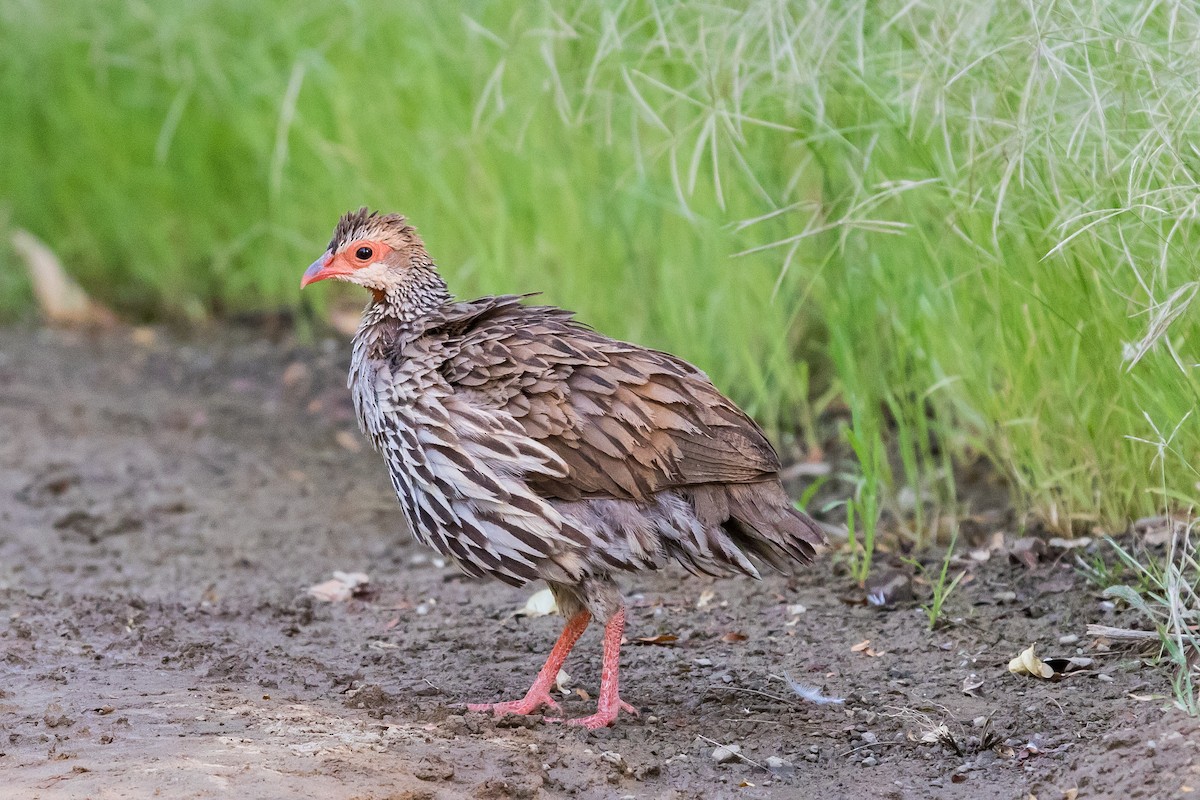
top-left (905, 529), bottom-right (967, 630)
top-left (4, 0), bottom-right (1200, 540)
top-left (1083, 530), bottom-right (1200, 715)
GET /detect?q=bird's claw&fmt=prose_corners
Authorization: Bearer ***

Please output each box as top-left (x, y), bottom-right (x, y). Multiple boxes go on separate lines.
top-left (545, 699), bottom-right (638, 729)
top-left (466, 692), bottom-right (561, 717)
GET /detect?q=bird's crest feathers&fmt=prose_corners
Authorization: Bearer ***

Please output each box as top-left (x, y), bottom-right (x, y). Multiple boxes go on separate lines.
top-left (329, 207), bottom-right (416, 252)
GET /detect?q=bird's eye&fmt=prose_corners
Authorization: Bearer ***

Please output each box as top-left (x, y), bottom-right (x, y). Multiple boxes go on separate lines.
top-left (354, 246), bottom-right (374, 261)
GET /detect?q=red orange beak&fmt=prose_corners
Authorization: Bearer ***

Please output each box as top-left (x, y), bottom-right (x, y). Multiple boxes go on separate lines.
top-left (300, 251), bottom-right (347, 288)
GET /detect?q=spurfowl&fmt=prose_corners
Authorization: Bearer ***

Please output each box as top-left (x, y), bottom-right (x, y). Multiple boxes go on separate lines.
top-left (302, 209), bottom-right (825, 729)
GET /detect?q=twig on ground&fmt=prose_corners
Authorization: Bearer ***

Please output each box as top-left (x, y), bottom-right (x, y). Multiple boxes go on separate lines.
top-left (695, 734), bottom-right (766, 770)
top-left (1086, 624), bottom-right (1160, 641)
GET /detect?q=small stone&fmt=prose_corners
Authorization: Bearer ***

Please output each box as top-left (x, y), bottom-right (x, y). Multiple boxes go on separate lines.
top-left (972, 716), bottom-right (988, 728)
top-left (804, 752), bottom-right (818, 762)
top-left (861, 732), bottom-right (878, 744)
top-left (1097, 673), bottom-right (1114, 682)
top-left (1058, 634), bottom-right (1079, 645)
top-left (861, 756), bottom-right (877, 767)
top-left (766, 756), bottom-right (794, 772)
top-left (600, 751), bottom-right (625, 768)
top-left (808, 744), bottom-right (821, 754)
top-left (712, 744), bottom-right (741, 764)
top-left (693, 658), bottom-right (713, 667)
top-left (413, 755), bottom-right (454, 782)
top-left (993, 590), bottom-right (1017, 604)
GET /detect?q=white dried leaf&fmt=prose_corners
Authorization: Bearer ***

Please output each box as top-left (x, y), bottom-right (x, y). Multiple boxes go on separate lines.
top-left (920, 724), bottom-right (952, 744)
top-left (516, 587), bottom-right (557, 617)
top-left (12, 229), bottom-right (115, 326)
top-left (307, 571), bottom-right (370, 602)
top-left (1008, 644), bottom-right (1054, 679)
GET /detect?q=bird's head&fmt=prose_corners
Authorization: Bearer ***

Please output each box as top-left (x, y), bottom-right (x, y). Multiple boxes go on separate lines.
top-left (301, 208), bottom-right (442, 304)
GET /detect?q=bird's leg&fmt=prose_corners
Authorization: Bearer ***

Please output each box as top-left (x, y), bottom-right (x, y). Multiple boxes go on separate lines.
top-left (467, 610), bottom-right (591, 717)
top-left (549, 605), bottom-right (639, 729)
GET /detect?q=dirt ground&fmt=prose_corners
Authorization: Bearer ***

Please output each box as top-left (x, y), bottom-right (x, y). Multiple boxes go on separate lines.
top-left (2, 325), bottom-right (1198, 800)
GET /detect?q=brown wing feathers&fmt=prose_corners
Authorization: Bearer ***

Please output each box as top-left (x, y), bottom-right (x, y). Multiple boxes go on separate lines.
top-left (436, 298), bottom-right (778, 501)
top-left (431, 297), bottom-right (823, 573)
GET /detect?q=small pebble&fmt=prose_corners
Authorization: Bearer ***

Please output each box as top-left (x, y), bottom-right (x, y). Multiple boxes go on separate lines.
top-left (712, 744), bottom-right (741, 764)
top-left (808, 744), bottom-right (820, 754)
top-left (972, 716), bottom-right (988, 728)
top-left (1058, 634), bottom-right (1079, 645)
top-left (693, 658), bottom-right (713, 667)
top-left (861, 756), bottom-right (877, 767)
top-left (861, 732), bottom-right (878, 744)
top-left (993, 591), bottom-right (1017, 603)
top-left (766, 756), bottom-right (793, 769)
top-left (600, 751), bottom-right (625, 767)
top-left (804, 752), bottom-right (818, 763)
top-left (1097, 673), bottom-right (1114, 682)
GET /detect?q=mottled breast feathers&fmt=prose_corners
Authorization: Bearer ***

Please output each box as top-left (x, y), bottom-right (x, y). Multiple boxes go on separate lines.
top-left (420, 295), bottom-right (783, 503)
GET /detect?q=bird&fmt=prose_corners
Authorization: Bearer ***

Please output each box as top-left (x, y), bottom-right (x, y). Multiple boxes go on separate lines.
top-left (301, 208), bottom-right (825, 729)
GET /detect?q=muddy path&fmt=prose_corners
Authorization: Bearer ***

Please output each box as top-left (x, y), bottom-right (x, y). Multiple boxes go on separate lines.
top-left (1, 326), bottom-right (1197, 799)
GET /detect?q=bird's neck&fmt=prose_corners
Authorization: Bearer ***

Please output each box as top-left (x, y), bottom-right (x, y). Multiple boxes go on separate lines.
top-left (354, 267), bottom-right (451, 360)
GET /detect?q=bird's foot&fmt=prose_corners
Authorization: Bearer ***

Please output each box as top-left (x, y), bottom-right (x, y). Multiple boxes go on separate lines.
top-left (547, 699), bottom-right (638, 730)
top-left (466, 690), bottom-right (561, 717)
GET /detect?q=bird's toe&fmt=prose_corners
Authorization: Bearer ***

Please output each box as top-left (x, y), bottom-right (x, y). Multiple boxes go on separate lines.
top-left (466, 692), bottom-right (560, 717)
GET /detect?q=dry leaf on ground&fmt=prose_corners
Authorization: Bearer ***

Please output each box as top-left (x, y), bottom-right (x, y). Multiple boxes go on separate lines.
top-left (515, 587), bottom-right (557, 617)
top-left (1008, 644), bottom-right (1054, 679)
top-left (851, 639), bottom-right (886, 657)
top-left (631, 634), bottom-right (679, 645)
top-left (307, 571), bottom-right (370, 602)
top-left (962, 674), bottom-right (985, 697)
top-left (12, 229), bottom-right (116, 326)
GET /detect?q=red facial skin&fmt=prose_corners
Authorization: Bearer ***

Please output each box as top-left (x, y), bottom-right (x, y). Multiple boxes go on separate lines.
top-left (300, 240), bottom-right (393, 288)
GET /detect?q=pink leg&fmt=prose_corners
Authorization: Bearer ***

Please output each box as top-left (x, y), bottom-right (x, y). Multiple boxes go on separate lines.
top-left (549, 606), bottom-right (638, 729)
top-left (467, 610), bottom-right (591, 717)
